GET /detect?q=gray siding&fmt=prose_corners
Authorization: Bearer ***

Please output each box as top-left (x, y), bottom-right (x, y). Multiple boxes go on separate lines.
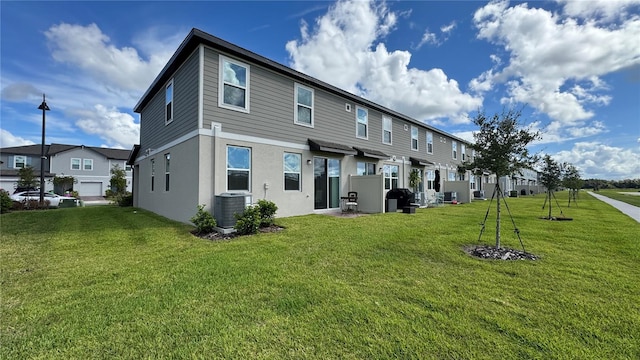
top-left (202, 47), bottom-right (470, 169)
top-left (139, 49), bottom-right (200, 152)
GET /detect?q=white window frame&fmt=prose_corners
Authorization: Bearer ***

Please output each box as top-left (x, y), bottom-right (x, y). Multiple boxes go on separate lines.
top-left (165, 79), bottom-right (174, 125)
top-left (13, 155), bottom-right (26, 169)
top-left (427, 131), bottom-right (433, 154)
top-left (164, 154), bottom-right (171, 192)
top-left (283, 152), bottom-right (301, 191)
top-left (452, 140), bottom-right (458, 160)
top-left (294, 83), bottom-right (314, 127)
top-left (427, 170), bottom-right (435, 190)
top-left (355, 106), bottom-right (368, 139)
top-left (226, 146), bottom-right (251, 192)
top-left (383, 164), bottom-right (399, 190)
top-left (461, 144), bottom-right (466, 161)
top-left (411, 126), bottom-right (419, 151)
top-left (448, 170), bottom-right (456, 181)
top-left (71, 158), bottom-right (81, 170)
top-left (83, 159), bottom-right (93, 171)
top-left (150, 158), bottom-right (155, 192)
top-left (218, 55), bottom-right (250, 113)
top-left (357, 161), bottom-right (376, 176)
top-left (382, 115), bottom-right (392, 145)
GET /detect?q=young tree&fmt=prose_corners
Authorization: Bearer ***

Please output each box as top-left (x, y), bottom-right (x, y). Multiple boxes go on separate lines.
top-left (562, 163), bottom-right (583, 207)
top-left (540, 155), bottom-right (563, 219)
top-left (463, 109), bottom-right (540, 248)
top-left (109, 164), bottom-right (127, 196)
top-left (17, 166), bottom-right (39, 190)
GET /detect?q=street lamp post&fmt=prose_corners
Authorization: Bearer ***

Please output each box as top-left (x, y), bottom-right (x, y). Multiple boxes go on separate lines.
top-left (38, 94), bottom-right (50, 205)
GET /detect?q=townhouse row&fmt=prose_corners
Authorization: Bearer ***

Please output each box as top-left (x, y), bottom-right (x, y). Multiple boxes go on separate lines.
top-left (129, 28), bottom-right (538, 224)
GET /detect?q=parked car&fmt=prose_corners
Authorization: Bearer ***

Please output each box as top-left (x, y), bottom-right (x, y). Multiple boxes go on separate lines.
top-left (10, 191), bottom-right (79, 208)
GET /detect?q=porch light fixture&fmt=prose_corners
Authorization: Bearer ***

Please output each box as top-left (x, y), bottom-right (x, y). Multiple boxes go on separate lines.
top-left (306, 159), bottom-right (312, 165)
top-left (38, 94), bottom-right (50, 205)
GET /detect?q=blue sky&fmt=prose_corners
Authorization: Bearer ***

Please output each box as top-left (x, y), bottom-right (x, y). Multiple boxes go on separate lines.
top-left (1, 0), bottom-right (639, 180)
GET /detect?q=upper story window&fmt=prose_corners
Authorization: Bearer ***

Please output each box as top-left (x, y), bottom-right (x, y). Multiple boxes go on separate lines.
top-left (71, 158), bottom-right (81, 170)
top-left (426, 131), bottom-right (433, 154)
top-left (452, 140), bottom-right (458, 160)
top-left (294, 84), bottom-right (314, 127)
top-left (227, 146), bottom-right (251, 191)
top-left (283, 152), bottom-right (301, 191)
top-left (382, 116), bottom-right (392, 145)
top-left (83, 159), bottom-right (93, 171)
top-left (461, 144), bottom-right (466, 161)
top-left (219, 55), bottom-right (250, 112)
top-left (13, 155), bottom-right (26, 168)
top-left (472, 149), bottom-right (476, 161)
top-left (357, 162), bottom-right (376, 175)
top-left (356, 106), bottom-right (368, 139)
top-left (165, 79), bottom-right (173, 124)
top-left (411, 126), bottom-right (419, 151)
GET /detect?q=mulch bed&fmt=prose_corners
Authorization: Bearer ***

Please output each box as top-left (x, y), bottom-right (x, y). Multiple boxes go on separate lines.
top-left (464, 245), bottom-right (539, 261)
top-left (193, 225), bottom-right (284, 242)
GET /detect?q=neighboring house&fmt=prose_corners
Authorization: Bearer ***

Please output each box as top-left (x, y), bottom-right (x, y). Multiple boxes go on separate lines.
top-left (0, 144), bottom-right (132, 196)
top-left (130, 28), bottom-right (480, 223)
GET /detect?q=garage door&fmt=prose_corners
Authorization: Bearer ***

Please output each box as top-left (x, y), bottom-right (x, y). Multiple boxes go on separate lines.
top-left (78, 182), bottom-right (103, 197)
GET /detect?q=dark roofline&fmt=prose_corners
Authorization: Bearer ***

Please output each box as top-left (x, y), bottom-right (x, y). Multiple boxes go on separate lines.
top-left (0, 143), bottom-right (129, 160)
top-left (133, 28), bottom-right (470, 145)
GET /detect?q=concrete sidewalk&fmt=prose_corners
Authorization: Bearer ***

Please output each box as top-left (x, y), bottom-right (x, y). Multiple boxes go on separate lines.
top-left (587, 191), bottom-right (640, 223)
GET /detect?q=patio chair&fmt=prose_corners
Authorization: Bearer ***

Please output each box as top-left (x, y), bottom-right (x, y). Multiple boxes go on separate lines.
top-left (344, 191), bottom-right (358, 213)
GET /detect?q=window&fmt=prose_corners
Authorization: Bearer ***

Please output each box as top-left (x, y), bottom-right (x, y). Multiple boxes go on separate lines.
top-left (345, 103), bottom-right (352, 112)
top-left (411, 126), bottom-right (419, 151)
top-left (125, 164), bottom-right (132, 172)
top-left (164, 154), bottom-right (170, 191)
top-left (427, 132), bottom-right (433, 154)
top-left (382, 116), bottom-right (392, 144)
top-left (294, 84), bottom-right (313, 127)
top-left (83, 159), bottom-right (93, 171)
top-left (461, 144), bottom-right (466, 161)
top-left (14, 155), bottom-right (26, 168)
top-left (219, 56), bottom-right (249, 112)
top-left (470, 175), bottom-right (476, 190)
top-left (165, 79), bottom-right (173, 124)
top-left (458, 172), bottom-right (465, 181)
top-left (357, 162), bottom-right (376, 176)
top-left (383, 164), bottom-right (399, 190)
top-left (427, 170), bottom-right (435, 190)
top-left (150, 158), bottom-right (155, 192)
top-left (227, 146), bottom-right (251, 191)
top-left (356, 106), bottom-right (368, 139)
top-left (71, 158), bottom-right (81, 170)
top-left (283, 153), bottom-right (301, 191)
top-left (448, 170), bottom-right (456, 181)
top-left (452, 140), bottom-right (458, 160)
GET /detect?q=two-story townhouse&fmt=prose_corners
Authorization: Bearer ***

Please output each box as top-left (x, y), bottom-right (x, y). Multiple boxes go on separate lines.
top-left (130, 28), bottom-right (478, 223)
top-left (0, 144), bottom-right (132, 196)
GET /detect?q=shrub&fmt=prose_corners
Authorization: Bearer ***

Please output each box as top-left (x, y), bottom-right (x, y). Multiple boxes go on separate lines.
top-left (0, 190), bottom-right (12, 213)
top-left (116, 192), bottom-right (133, 207)
top-left (234, 205), bottom-right (261, 235)
top-left (256, 199), bottom-right (278, 227)
top-left (190, 205), bottom-right (217, 234)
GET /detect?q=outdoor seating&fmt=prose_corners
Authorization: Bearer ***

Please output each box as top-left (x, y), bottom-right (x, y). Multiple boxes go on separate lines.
top-left (342, 191), bottom-right (358, 213)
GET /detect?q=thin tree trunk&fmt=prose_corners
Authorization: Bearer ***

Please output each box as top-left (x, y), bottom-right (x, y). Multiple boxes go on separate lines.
top-left (548, 191), bottom-right (552, 219)
top-left (496, 187), bottom-right (501, 249)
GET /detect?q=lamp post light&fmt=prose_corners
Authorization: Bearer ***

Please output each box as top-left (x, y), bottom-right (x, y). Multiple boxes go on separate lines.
top-left (38, 94), bottom-right (50, 205)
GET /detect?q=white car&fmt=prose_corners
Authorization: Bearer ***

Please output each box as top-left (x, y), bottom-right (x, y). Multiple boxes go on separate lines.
top-left (10, 191), bottom-right (79, 208)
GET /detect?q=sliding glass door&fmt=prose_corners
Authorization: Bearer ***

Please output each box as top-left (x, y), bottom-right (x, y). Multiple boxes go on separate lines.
top-left (314, 157), bottom-right (340, 210)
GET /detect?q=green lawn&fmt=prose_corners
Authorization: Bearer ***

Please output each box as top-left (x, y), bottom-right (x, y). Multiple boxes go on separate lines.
top-left (1, 193), bottom-right (638, 359)
top-left (590, 188), bottom-right (640, 207)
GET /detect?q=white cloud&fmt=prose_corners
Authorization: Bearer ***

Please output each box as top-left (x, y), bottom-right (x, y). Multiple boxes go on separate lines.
top-left (472, 0), bottom-right (640, 137)
top-left (552, 141), bottom-right (640, 179)
top-left (416, 30), bottom-right (438, 48)
top-left (71, 104), bottom-right (139, 148)
top-left (1, 83), bottom-right (43, 102)
top-left (0, 129), bottom-right (35, 148)
top-left (286, 0), bottom-right (482, 124)
top-left (44, 23), bottom-right (171, 94)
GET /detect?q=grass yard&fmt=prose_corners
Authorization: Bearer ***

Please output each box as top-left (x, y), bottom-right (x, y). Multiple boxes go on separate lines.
top-left (1, 192), bottom-right (638, 359)
top-left (591, 188), bottom-right (640, 207)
